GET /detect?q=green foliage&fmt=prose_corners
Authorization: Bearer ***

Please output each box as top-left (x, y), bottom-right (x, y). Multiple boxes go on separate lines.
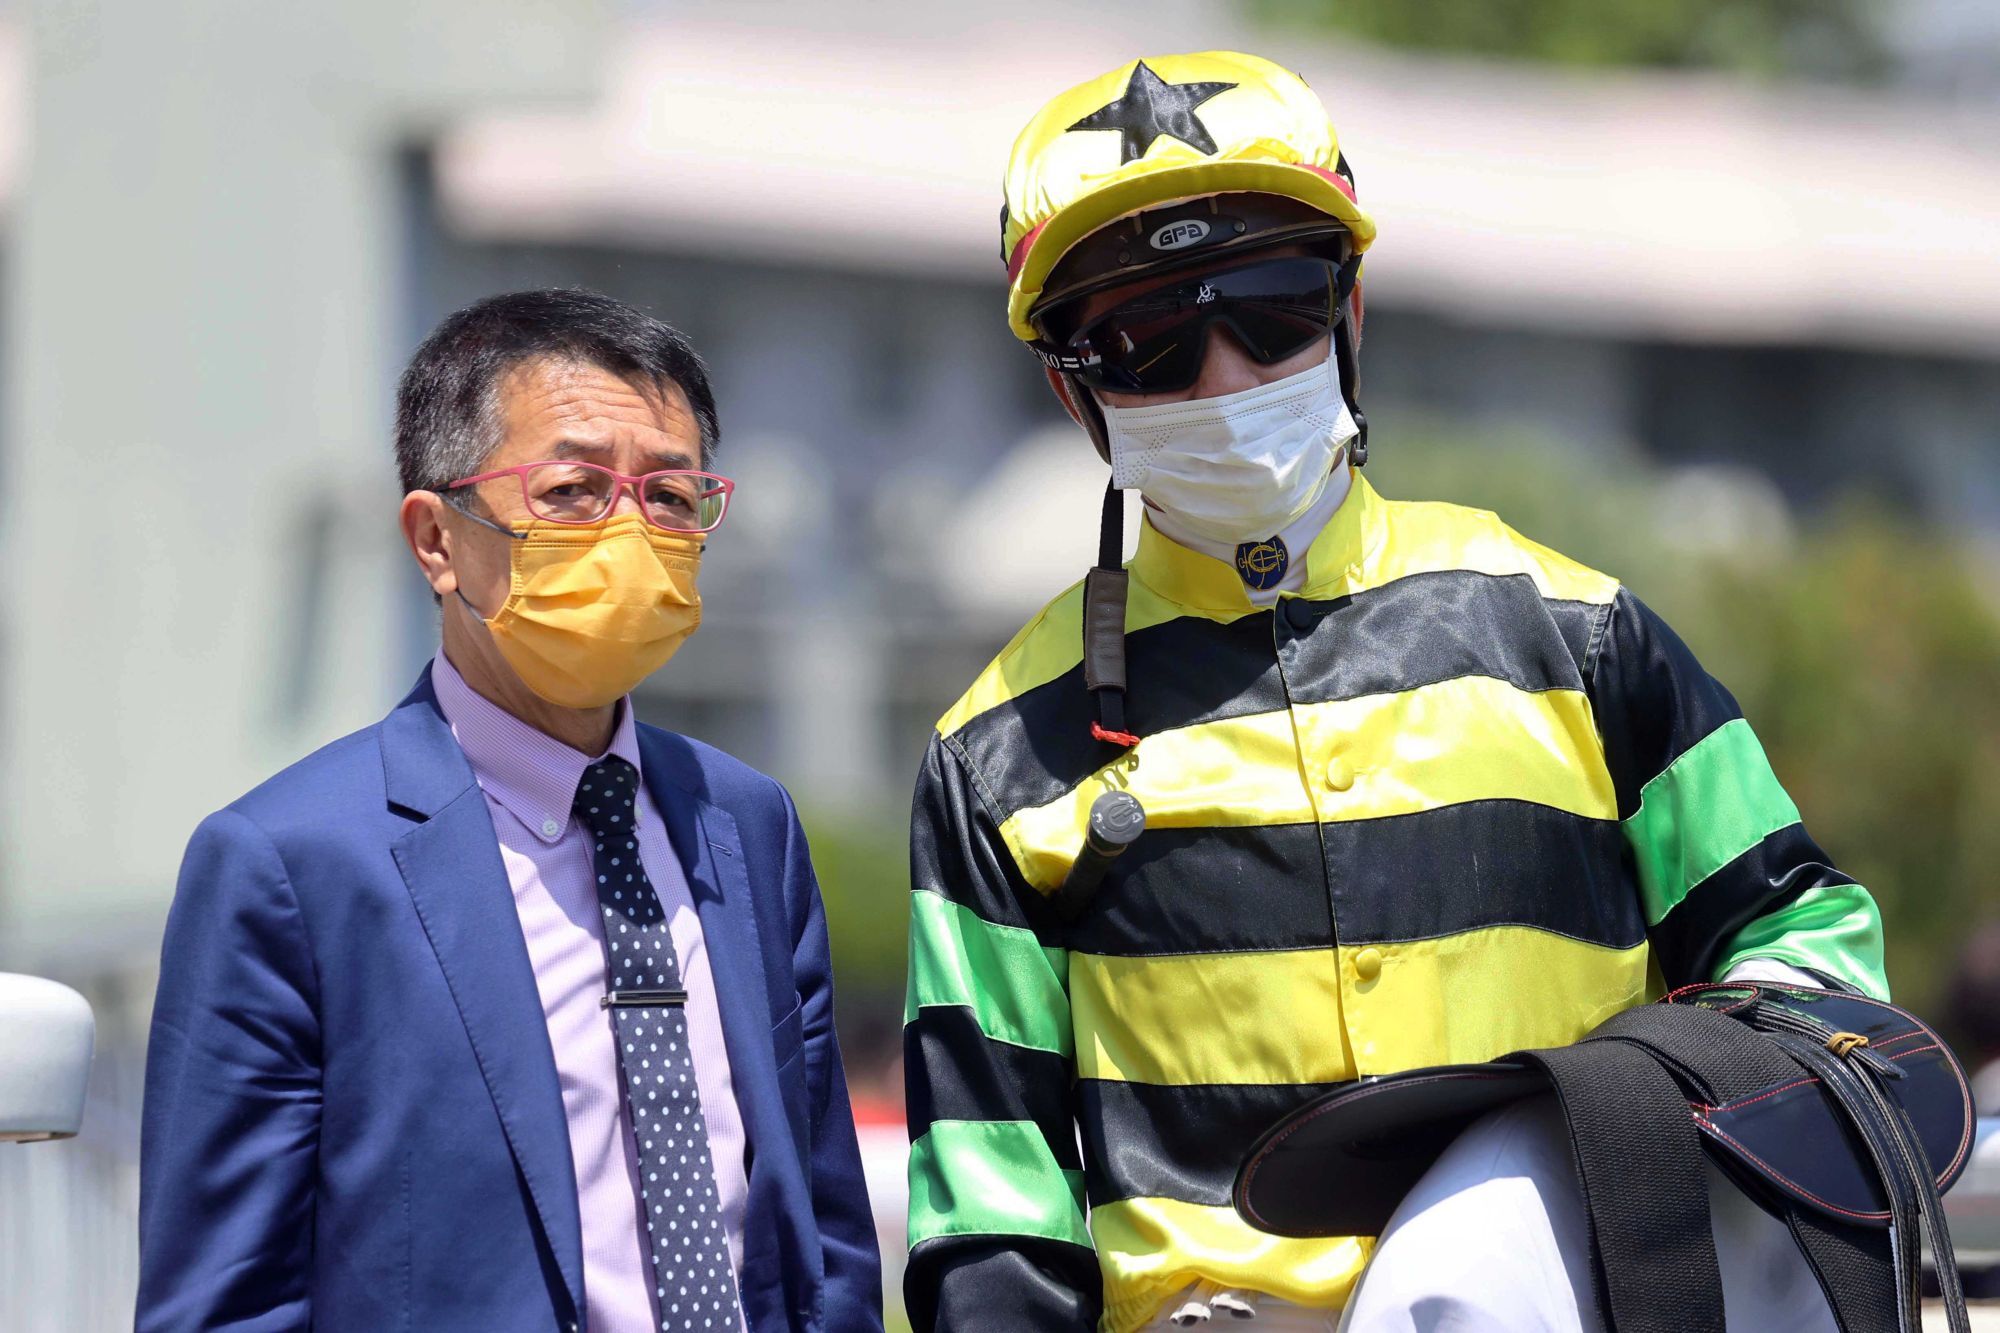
top-left (1252, 0), bottom-right (1887, 81)
top-left (801, 809), bottom-right (911, 1008)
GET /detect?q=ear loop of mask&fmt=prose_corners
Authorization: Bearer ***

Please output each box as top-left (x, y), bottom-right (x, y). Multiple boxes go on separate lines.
top-left (442, 494), bottom-right (528, 622)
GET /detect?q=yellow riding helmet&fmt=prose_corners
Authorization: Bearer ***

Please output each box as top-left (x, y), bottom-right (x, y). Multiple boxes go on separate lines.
top-left (1002, 50), bottom-right (1378, 342)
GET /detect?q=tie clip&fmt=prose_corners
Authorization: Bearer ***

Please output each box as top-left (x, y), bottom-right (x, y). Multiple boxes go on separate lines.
top-left (601, 988), bottom-right (688, 1009)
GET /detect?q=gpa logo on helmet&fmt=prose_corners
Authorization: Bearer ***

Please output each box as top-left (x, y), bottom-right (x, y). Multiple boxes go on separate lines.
top-left (1149, 219), bottom-right (1211, 252)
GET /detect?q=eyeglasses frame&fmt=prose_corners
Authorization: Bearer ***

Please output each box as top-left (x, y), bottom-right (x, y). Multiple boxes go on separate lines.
top-left (443, 460), bottom-right (735, 535)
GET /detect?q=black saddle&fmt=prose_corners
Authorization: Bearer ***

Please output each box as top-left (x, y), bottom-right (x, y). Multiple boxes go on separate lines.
top-left (1234, 983), bottom-right (1975, 1333)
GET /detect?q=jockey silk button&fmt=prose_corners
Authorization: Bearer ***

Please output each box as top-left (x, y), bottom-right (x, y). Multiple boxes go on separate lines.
top-left (1326, 756), bottom-right (1355, 791)
top-left (1354, 947), bottom-right (1383, 982)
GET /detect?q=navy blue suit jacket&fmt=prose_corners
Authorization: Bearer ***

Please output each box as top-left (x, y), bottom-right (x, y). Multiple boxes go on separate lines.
top-left (138, 671), bottom-right (883, 1332)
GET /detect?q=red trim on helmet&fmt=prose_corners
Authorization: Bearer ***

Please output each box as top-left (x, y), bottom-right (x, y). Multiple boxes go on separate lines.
top-left (1007, 221), bottom-right (1048, 281)
top-left (1296, 162), bottom-right (1358, 202)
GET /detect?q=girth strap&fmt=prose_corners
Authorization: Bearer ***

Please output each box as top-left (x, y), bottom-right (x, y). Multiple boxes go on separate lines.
top-left (1787, 1186), bottom-right (1901, 1333)
top-left (1525, 1040), bottom-right (1726, 1333)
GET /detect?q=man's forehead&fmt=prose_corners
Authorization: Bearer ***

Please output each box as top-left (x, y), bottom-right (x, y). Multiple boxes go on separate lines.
top-left (497, 358), bottom-right (692, 435)
top-left (479, 357), bottom-right (701, 473)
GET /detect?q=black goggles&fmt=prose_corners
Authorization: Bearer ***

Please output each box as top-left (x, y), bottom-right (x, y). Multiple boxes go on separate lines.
top-left (1031, 254), bottom-right (1359, 396)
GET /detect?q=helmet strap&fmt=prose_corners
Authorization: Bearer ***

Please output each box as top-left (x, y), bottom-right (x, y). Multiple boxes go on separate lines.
top-left (1334, 311), bottom-right (1369, 468)
top-left (1083, 479), bottom-right (1138, 749)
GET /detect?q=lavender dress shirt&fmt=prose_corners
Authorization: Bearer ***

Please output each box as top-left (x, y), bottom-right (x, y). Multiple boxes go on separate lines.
top-left (433, 654), bottom-right (749, 1333)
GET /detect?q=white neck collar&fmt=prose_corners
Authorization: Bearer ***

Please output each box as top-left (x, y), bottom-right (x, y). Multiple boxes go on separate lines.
top-left (1146, 454), bottom-right (1355, 606)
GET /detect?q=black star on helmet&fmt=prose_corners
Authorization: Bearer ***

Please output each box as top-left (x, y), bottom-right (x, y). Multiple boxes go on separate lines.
top-left (1067, 61), bottom-right (1237, 165)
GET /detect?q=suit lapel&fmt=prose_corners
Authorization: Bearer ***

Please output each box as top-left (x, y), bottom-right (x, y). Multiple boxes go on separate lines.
top-left (382, 675), bottom-right (586, 1322)
top-left (639, 730), bottom-right (776, 1107)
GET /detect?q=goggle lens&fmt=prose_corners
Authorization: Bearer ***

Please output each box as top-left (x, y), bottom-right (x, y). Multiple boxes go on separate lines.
top-left (1037, 256), bottom-right (1349, 395)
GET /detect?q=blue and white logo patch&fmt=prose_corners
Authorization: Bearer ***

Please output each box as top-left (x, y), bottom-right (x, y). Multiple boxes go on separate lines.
top-left (1234, 536), bottom-right (1289, 591)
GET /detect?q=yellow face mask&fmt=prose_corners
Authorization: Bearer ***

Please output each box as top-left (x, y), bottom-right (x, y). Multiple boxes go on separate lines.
top-left (464, 512), bottom-right (703, 710)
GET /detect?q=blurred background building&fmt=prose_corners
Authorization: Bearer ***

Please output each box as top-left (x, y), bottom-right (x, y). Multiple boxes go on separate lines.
top-left (2, 1), bottom-right (1998, 1328)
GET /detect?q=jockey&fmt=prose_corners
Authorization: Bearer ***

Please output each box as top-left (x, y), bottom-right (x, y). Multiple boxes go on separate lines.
top-left (902, 50), bottom-right (1884, 1332)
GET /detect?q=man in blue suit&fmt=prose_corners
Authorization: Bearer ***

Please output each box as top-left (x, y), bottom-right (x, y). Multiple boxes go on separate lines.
top-left (138, 289), bottom-right (884, 1332)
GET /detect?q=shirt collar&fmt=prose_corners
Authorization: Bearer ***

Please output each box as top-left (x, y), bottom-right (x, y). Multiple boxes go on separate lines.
top-left (1129, 468), bottom-right (1385, 613)
top-left (430, 651), bottom-right (645, 845)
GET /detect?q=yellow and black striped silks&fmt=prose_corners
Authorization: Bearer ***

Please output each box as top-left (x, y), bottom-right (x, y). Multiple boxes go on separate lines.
top-left (902, 474), bottom-right (1886, 1333)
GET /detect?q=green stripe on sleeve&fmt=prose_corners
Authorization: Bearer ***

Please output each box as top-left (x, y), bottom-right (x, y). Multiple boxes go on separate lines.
top-left (1716, 882), bottom-right (1889, 1000)
top-left (1624, 718), bottom-right (1801, 926)
top-left (906, 890), bottom-right (1071, 1056)
top-left (907, 1120), bottom-right (1091, 1251)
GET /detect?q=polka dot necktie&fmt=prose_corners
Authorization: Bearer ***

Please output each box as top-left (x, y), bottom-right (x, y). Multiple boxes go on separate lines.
top-left (575, 756), bottom-right (743, 1333)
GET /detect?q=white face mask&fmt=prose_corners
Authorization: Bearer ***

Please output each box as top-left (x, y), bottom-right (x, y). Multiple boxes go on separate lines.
top-left (1100, 343), bottom-right (1358, 546)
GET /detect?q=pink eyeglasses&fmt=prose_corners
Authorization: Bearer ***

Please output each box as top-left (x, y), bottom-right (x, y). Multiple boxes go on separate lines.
top-left (446, 461), bottom-right (734, 533)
